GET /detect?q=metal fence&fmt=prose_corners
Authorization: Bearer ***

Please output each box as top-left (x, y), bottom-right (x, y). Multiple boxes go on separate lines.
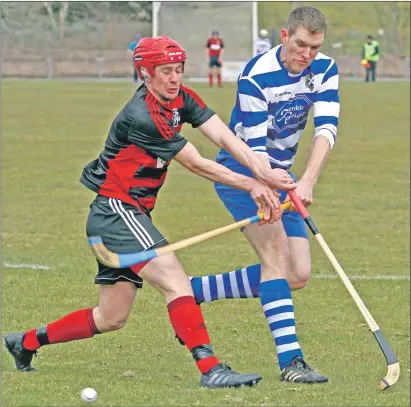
top-left (2, 53), bottom-right (409, 80)
top-left (1, 2), bottom-right (410, 79)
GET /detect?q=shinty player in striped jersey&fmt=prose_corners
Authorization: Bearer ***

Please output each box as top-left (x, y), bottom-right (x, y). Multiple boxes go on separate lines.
top-left (4, 36), bottom-right (297, 389)
top-left (190, 6), bottom-right (339, 383)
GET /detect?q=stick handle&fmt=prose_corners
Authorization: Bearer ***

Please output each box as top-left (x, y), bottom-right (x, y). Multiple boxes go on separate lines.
top-left (288, 190), bottom-right (310, 218)
top-left (116, 201), bottom-right (291, 267)
top-left (114, 214), bottom-right (263, 267)
top-left (287, 190), bottom-right (379, 332)
top-left (156, 201), bottom-right (291, 257)
top-left (156, 213), bottom-right (262, 256)
top-left (288, 190), bottom-right (400, 390)
top-left (314, 233), bottom-right (379, 332)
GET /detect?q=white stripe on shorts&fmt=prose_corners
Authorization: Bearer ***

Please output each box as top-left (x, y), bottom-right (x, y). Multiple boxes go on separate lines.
top-left (117, 201), bottom-right (155, 246)
top-left (109, 198), bottom-right (149, 249)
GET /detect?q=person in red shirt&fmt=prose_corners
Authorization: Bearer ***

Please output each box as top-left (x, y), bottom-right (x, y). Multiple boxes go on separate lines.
top-left (205, 30), bottom-right (224, 87)
top-left (4, 36), bottom-right (295, 388)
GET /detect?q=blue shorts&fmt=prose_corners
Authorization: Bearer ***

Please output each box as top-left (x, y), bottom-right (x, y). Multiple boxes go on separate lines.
top-left (214, 156), bottom-right (308, 239)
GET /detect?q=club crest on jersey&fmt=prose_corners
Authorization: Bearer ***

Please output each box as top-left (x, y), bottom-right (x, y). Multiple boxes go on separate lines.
top-left (172, 108), bottom-right (180, 128)
top-left (305, 72), bottom-right (314, 91)
top-left (157, 157), bottom-right (167, 168)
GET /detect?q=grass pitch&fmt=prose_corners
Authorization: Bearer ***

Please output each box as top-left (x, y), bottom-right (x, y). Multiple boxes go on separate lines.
top-left (1, 79), bottom-right (410, 406)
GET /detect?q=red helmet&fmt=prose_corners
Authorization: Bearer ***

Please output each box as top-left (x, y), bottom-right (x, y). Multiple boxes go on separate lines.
top-left (134, 36), bottom-right (186, 79)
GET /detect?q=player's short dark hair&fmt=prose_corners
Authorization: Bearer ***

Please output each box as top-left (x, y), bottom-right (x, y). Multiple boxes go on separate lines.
top-left (286, 5), bottom-right (327, 37)
top-left (366, 34), bottom-right (374, 40)
top-left (212, 30), bottom-right (219, 36)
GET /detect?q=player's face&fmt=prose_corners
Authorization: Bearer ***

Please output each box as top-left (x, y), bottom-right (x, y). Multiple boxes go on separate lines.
top-left (149, 63), bottom-right (184, 103)
top-left (280, 26), bottom-right (325, 74)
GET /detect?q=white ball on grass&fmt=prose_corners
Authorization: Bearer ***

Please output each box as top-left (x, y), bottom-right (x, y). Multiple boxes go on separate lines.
top-left (81, 388), bottom-right (98, 403)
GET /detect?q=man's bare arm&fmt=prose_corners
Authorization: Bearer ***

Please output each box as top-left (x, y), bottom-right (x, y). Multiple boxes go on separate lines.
top-left (174, 142), bottom-right (282, 222)
top-left (198, 115), bottom-right (295, 191)
top-left (300, 136), bottom-right (331, 187)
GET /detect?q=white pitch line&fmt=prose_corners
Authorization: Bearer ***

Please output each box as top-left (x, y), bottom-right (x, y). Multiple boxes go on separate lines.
top-left (3, 263), bottom-right (51, 270)
top-left (313, 274), bottom-right (410, 281)
top-left (2, 263), bottom-right (409, 281)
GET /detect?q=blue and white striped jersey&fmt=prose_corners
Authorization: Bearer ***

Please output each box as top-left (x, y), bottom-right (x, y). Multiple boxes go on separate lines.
top-left (218, 44), bottom-right (340, 170)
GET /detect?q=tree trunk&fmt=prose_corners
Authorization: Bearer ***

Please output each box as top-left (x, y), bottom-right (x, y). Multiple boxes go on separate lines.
top-left (59, 1), bottom-right (69, 39)
top-left (43, 1), bottom-right (57, 32)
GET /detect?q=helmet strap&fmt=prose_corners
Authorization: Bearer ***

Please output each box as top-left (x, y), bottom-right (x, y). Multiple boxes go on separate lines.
top-left (141, 68), bottom-right (151, 81)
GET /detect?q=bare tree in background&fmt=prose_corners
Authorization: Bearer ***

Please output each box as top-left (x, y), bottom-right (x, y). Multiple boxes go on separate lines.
top-left (59, 1), bottom-right (69, 39)
top-left (43, 1), bottom-right (69, 39)
top-left (1, 2), bottom-right (152, 53)
top-left (43, 2), bottom-right (57, 32)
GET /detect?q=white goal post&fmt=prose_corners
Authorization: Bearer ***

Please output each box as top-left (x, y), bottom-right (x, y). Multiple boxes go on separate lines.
top-left (152, 1), bottom-right (259, 80)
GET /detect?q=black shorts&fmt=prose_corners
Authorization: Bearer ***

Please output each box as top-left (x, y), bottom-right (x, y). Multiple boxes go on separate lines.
top-left (209, 56), bottom-right (222, 68)
top-left (86, 195), bottom-right (168, 288)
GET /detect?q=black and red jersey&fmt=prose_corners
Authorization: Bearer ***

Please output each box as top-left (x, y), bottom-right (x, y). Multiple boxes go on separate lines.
top-left (80, 84), bottom-right (215, 215)
top-left (206, 37), bottom-right (224, 57)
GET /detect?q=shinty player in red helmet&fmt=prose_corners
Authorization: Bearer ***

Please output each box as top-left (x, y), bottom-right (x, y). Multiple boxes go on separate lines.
top-left (4, 36), bottom-right (296, 388)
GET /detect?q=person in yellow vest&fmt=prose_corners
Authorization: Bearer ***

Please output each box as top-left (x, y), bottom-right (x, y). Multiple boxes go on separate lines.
top-left (362, 35), bottom-right (380, 82)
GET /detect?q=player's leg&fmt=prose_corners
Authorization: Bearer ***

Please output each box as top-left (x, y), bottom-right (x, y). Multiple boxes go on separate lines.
top-left (366, 65), bottom-right (370, 82)
top-left (208, 58), bottom-right (214, 87)
top-left (88, 197), bottom-right (257, 386)
top-left (87, 196), bottom-right (260, 387)
top-left (190, 165), bottom-right (261, 302)
top-left (190, 169), bottom-right (310, 301)
top-left (216, 63), bottom-right (222, 87)
top-left (3, 196), bottom-right (147, 372)
top-left (138, 244), bottom-right (261, 387)
top-left (4, 279), bottom-right (138, 370)
top-left (277, 209), bottom-right (311, 289)
top-left (93, 281), bottom-right (137, 332)
top-left (242, 220), bottom-right (303, 365)
top-left (287, 236), bottom-right (311, 290)
top-left (371, 61), bottom-right (376, 82)
top-left (242, 221), bottom-right (327, 383)
top-left (190, 213), bottom-right (310, 302)
top-left (189, 165), bottom-right (326, 382)
top-left (190, 263), bottom-right (260, 302)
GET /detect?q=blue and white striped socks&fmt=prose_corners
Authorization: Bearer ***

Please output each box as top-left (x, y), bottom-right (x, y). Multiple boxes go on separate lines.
top-left (190, 264), bottom-right (260, 302)
top-left (260, 279), bottom-right (303, 369)
top-left (190, 269), bottom-right (303, 370)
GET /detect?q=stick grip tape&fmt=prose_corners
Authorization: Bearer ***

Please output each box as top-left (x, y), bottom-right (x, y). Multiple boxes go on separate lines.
top-left (373, 329), bottom-right (399, 365)
top-left (118, 249), bottom-right (158, 268)
top-left (287, 190), bottom-right (320, 235)
top-left (288, 190), bottom-right (310, 219)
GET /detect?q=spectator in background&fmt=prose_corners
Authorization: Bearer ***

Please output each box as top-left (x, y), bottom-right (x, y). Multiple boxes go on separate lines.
top-left (127, 34), bottom-right (142, 83)
top-left (255, 29), bottom-right (272, 55)
top-left (205, 30), bottom-right (224, 88)
top-left (362, 34), bottom-right (380, 82)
